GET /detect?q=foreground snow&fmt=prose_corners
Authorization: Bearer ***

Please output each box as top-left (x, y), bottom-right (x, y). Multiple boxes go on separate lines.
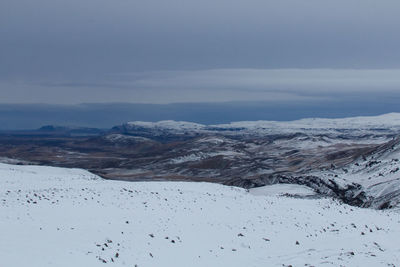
top-left (1, 163), bottom-right (400, 266)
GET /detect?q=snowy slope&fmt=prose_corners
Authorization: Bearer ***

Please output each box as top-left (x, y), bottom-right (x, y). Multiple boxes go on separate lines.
top-left (309, 138), bottom-right (400, 209)
top-left (249, 184), bottom-right (317, 197)
top-left (1, 163), bottom-right (400, 267)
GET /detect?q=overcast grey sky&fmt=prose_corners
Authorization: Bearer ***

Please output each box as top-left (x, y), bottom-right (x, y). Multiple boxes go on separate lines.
top-left (1, 0), bottom-right (400, 104)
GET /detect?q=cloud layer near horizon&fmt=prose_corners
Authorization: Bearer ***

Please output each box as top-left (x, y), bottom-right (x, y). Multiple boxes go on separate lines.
top-left (1, 69), bottom-right (400, 104)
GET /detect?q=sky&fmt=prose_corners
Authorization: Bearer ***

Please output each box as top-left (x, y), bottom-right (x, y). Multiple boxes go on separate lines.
top-left (1, 0), bottom-right (400, 106)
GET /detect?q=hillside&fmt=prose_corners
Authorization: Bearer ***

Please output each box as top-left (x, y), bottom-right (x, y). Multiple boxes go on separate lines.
top-left (1, 163), bottom-right (400, 266)
top-left (2, 113), bottom-right (400, 210)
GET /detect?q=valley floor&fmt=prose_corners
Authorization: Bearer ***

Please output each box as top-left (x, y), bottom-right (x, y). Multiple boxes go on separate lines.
top-left (1, 163), bottom-right (400, 266)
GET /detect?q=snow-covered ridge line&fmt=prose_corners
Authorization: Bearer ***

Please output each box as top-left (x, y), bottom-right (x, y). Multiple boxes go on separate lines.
top-left (216, 112), bottom-right (400, 129)
top-left (125, 113), bottom-right (400, 132)
top-left (0, 163), bottom-right (100, 190)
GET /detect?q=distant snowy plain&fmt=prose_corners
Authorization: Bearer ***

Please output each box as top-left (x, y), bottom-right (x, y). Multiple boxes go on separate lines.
top-left (1, 163), bottom-right (400, 266)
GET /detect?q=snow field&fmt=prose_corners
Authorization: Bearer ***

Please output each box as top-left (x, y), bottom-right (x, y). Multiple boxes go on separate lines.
top-left (1, 163), bottom-right (400, 266)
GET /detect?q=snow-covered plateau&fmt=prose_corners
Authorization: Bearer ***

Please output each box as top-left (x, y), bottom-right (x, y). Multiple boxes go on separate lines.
top-left (1, 163), bottom-right (400, 267)
top-left (122, 113), bottom-right (400, 137)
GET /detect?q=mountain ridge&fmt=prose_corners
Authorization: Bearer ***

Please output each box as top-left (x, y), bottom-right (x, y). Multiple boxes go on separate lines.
top-left (2, 113), bottom-right (400, 209)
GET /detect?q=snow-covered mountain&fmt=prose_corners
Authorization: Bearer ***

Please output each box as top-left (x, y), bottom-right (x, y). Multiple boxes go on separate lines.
top-left (1, 163), bottom-right (400, 266)
top-left (118, 113), bottom-right (400, 138)
top-left (2, 113), bottom-right (400, 211)
top-left (99, 113), bottom-right (400, 209)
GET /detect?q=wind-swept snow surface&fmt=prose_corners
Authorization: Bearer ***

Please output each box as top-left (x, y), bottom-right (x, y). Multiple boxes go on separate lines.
top-left (249, 184), bottom-right (317, 197)
top-left (1, 163), bottom-right (400, 267)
